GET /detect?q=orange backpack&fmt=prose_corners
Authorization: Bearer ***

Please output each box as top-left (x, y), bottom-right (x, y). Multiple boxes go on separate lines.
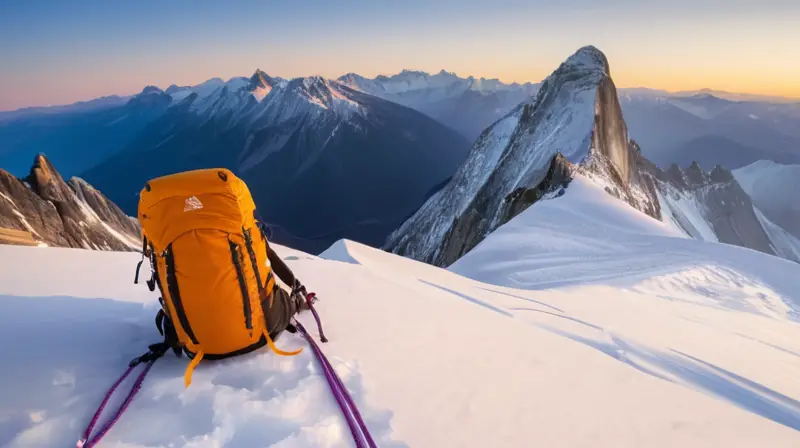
top-left (136, 168), bottom-right (300, 387)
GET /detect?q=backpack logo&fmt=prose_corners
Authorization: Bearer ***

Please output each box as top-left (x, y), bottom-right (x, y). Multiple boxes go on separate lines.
top-left (184, 196), bottom-right (203, 212)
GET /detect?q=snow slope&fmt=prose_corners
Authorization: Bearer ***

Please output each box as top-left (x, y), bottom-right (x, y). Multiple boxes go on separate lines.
top-left (754, 207), bottom-right (800, 263)
top-left (733, 160), bottom-right (800, 239)
top-left (2, 173), bottom-right (800, 447)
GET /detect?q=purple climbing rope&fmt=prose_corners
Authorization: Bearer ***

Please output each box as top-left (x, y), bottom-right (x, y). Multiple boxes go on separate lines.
top-left (77, 355), bottom-right (159, 448)
top-left (295, 320), bottom-right (376, 448)
top-left (304, 292), bottom-right (328, 342)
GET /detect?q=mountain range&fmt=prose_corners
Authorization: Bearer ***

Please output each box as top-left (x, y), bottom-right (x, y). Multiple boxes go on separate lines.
top-left (2, 72), bottom-right (473, 253)
top-left (617, 90), bottom-right (800, 170)
top-left (0, 48), bottom-right (798, 264)
top-left (338, 70), bottom-right (539, 141)
top-left (385, 46), bottom-right (800, 266)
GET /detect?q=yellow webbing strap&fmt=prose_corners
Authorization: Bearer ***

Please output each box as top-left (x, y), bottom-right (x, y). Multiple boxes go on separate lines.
top-left (183, 351), bottom-right (204, 388)
top-left (266, 330), bottom-right (302, 356)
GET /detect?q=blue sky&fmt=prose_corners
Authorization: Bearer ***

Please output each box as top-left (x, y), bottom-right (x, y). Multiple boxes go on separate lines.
top-left (1, 0), bottom-right (798, 110)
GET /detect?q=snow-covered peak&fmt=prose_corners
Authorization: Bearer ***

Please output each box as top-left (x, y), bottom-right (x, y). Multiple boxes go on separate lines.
top-left (372, 69), bottom-right (464, 94)
top-left (467, 77), bottom-right (506, 93)
top-left (384, 45), bottom-right (651, 266)
top-left (281, 76), bottom-right (363, 116)
top-left (250, 69), bottom-right (283, 101)
top-left (139, 85), bottom-right (164, 95)
top-left (224, 77), bottom-right (251, 93)
top-left (562, 45), bottom-right (610, 75)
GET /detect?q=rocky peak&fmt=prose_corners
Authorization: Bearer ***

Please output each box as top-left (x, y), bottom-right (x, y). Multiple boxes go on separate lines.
top-left (709, 165), bottom-right (734, 183)
top-left (563, 45), bottom-right (610, 75)
top-left (0, 154), bottom-right (140, 250)
top-left (385, 45), bottom-right (659, 267)
top-left (128, 86), bottom-right (172, 108)
top-left (140, 85), bottom-right (164, 95)
top-left (684, 161), bottom-right (707, 186)
top-left (27, 153), bottom-right (72, 202)
top-left (649, 160), bottom-right (779, 259)
top-left (250, 69), bottom-right (278, 89)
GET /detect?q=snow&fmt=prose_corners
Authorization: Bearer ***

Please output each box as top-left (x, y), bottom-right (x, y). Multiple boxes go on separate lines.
top-left (2, 171), bottom-right (800, 446)
top-left (99, 220), bottom-right (141, 251)
top-left (168, 79), bottom-right (221, 103)
top-left (753, 207), bottom-right (800, 263)
top-left (1, 192), bottom-right (42, 238)
top-left (733, 160), bottom-right (800, 238)
top-left (225, 77), bottom-right (250, 92)
top-left (252, 85), bottom-right (273, 102)
top-left (0, 192), bottom-right (15, 206)
top-left (389, 104), bottom-right (522, 253)
top-left (10, 209), bottom-right (42, 238)
top-left (369, 69), bottom-right (462, 95)
top-left (656, 184), bottom-right (720, 242)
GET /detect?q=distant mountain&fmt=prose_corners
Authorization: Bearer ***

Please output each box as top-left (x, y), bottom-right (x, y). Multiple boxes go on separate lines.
top-left (672, 88), bottom-right (800, 104)
top-left (618, 89), bottom-right (800, 169)
top-left (733, 160), bottom-right (800, 240)
top-left (338, 70), bottom-right (539, 141)
top-left (385, 46), bottom-right (799, 267)
top-left (0, 154), bottom-right (140, 250)
top-left (0, 92), bottom-right (169, 177)
top-left (0, 95), bottom-right (130, 122)
top-left (80, 73), bottom-right (471, 254)
top-left (660, 135), bottom-right (777, 171)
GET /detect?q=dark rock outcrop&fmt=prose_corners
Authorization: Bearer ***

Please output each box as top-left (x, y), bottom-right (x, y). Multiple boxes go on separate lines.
top-left (0, 154), bottom-right (140, 250)
top-left (654, 162), bottom-right (777, 257)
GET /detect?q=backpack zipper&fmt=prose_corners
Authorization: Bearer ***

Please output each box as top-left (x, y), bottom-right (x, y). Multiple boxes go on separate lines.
top-left (229, 240), bottom-right (253, 330)
top-left (164, 244), bottom-right (199, 345)
top-left (243, 228), bottom-right (265, 299)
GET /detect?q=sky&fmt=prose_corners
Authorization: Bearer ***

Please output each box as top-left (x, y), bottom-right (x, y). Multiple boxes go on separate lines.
top-left (1, 0), bottom-right (799, 111)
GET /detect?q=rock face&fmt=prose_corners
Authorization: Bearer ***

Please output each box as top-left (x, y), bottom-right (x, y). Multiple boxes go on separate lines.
top-left (0, 154), bottom-right (140, 250)
top-left (654, 162), bottom-right (780, 258)
top-left (384, 46), bottom-right (659, 267)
